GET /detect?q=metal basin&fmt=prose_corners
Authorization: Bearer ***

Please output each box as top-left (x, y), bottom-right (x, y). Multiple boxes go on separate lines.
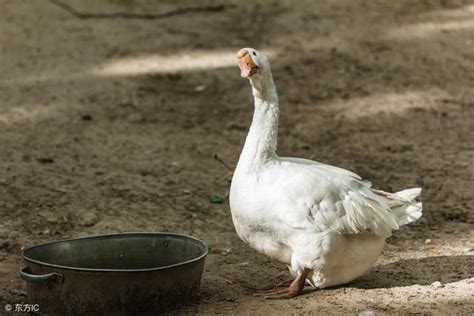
top-left (20, 232), bottom-right (208, 315)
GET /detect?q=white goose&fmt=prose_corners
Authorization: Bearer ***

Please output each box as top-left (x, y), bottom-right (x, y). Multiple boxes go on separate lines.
top-left (229, 48), bottom-right (422, 299)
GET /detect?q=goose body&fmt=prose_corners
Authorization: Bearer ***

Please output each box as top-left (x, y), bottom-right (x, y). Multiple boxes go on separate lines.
top-left (229, 48), bottom-right (422, 298)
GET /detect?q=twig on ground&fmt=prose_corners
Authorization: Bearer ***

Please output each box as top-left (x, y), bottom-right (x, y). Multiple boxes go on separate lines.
top-left (49, 0), bottom-right (232, 20)
top-left (214, 154), bottom-right (233, 172)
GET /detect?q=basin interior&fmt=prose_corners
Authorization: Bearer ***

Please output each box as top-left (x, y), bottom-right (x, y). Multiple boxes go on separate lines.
top-left (24, 233), bottom-right (207, 270)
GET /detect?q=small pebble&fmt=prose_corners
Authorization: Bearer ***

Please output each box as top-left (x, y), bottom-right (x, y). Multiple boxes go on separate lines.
top-left (39, 210), bottom-right (59, 224)
top-left (221, 248), bottom-right (232, 256)
top-left (81, 114), bottom-right (92, 121)
top-left (209, 195), bottom-right (224, 204)
top-left (37, 157), bottom-right (55, 164)
top-left (194, 85), bottom-right (206, 92)
top-left (78, 212), bottom-right (100, 227)
top-left (431, 281), bottom-right (444, 289)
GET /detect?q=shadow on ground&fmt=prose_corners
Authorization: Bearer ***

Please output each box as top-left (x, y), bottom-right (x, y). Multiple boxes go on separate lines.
top-left (352, 255), bottom-right (474, 288)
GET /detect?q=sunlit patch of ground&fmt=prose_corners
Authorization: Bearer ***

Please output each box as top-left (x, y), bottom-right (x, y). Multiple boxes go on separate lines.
top-left (90, 49), bottom-right (278, 76)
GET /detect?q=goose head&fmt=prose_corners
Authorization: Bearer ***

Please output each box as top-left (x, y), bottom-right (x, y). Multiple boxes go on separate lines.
top-left (237, 48), bottom-right (273, 95)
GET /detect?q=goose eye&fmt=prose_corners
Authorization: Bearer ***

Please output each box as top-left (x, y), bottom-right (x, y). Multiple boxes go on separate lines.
top-left (252, 52), bottom-right (257, 56)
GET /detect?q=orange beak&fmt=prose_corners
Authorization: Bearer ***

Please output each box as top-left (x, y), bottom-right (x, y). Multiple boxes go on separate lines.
top-left (237, 49), bottom-right (258, 78)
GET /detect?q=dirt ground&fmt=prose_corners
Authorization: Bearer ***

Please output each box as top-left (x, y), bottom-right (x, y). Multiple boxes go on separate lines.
top-left (1, 0), bottom-right (473, 314)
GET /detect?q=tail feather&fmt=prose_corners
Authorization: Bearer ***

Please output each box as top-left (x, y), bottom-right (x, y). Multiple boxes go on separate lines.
top-left (394, 188), bottom-right (422, 202)
top-left (374, 187), bottom-right (423, 227)
top-left (392, 202), bottom-right (422, 226)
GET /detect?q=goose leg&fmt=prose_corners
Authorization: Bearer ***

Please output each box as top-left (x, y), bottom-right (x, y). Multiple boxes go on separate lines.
top-left (256, 268), bottom-right (310, 299)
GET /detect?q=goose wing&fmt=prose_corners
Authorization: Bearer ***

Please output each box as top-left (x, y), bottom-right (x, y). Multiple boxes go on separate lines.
top-left (269, 159), bottom-right (399, 237)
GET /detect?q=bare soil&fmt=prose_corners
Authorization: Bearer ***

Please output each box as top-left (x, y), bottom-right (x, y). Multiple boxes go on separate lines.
top-left (1, 0), bottom-right (473, 314)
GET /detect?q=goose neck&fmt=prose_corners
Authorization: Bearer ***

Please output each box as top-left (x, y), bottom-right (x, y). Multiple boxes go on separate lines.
top-left (238, 74), bottom-right (279, 171)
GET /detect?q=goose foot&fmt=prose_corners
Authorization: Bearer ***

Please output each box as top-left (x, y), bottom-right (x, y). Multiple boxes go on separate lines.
top-left (254, 268), bottom-right (309, 299)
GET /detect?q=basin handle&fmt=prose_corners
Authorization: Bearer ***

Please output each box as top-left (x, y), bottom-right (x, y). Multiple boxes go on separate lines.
top-left (20, 267), bottom-right (64, 283)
